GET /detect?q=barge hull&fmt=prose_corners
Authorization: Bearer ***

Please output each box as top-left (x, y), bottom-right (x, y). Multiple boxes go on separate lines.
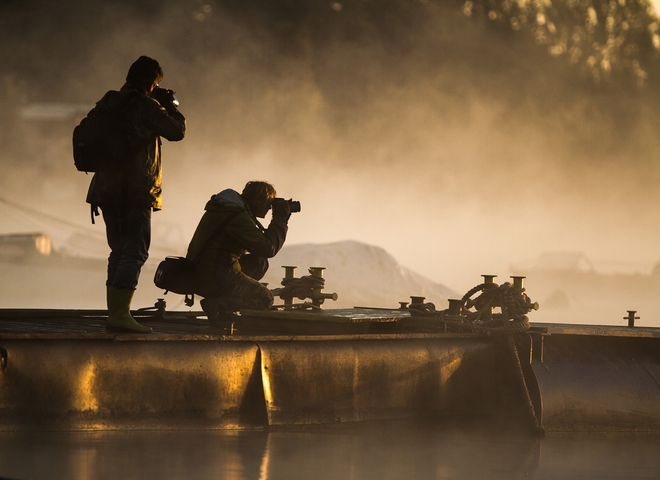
top-left (2, 309), bottom-right (660, 432)
top-left (0, 333), bottom-right (511, 430)
top-left (526, 327), bottom-right (660, 433)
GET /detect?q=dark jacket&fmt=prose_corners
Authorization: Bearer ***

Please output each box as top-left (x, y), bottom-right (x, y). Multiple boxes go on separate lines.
top-left (85, 84), bottom-right (186, 210)
top-left (186, 189), bottom-right (288, 294)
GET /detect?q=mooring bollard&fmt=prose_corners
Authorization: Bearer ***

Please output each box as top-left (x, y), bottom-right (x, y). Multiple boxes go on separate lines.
top-left (410, 296), bottom-right (426, 305)
top-left (481, 275), bottom-right (497, 321)
top-left (625, 310), bottom-right (639, 327)
top-left (281, 266), bottom-right (297, 309)
top-left (510, 276), bottom-right (526, 290)
top-left (447, 299), bottom-right (464, 316)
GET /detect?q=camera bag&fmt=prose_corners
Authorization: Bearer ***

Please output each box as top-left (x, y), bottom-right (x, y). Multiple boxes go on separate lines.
top-left (154, 256), bottom-right (196, 295)
top-left (154, 210), bottom-right (241, 306)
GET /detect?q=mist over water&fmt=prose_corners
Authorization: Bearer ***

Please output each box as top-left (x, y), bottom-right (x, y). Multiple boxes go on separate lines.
top-left (1, 423), bottom-right (660, 479)
top-left (2, 0), bottom-right (660, 321)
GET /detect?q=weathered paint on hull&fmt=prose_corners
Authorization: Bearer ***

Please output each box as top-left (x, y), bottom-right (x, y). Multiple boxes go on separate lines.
top-left (0, 334), bottom-right (509, 430)
top-left (258, 338), bottom-right (500, 425)
top-left (0, 339), bottom-right (264, 429)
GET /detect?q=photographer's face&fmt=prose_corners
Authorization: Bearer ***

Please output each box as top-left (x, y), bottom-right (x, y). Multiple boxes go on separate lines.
top-left (147, 80), bottom-right (159, 95)
top-left (146, 74), bottom-right (163, 95)
top-left (250, 196), bottom-right (273, 218)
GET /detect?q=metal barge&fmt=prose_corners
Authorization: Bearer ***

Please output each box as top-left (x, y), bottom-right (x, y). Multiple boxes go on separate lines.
top-left (1, 299), bottom-right (659, 434)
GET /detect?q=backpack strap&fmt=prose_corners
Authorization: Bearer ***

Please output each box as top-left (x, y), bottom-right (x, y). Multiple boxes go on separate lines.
top-left (90, 204), bottom-right (100, 224)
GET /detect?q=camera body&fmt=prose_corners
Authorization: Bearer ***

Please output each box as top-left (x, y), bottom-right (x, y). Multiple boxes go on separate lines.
top-left (274, 198), bottom-right (301, 213)
top-left (151, 87), bottom-right (179, 107)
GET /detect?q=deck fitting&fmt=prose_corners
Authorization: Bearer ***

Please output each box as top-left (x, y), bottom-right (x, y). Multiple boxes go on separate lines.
top-left (625, 310), bottom-right (639, 327)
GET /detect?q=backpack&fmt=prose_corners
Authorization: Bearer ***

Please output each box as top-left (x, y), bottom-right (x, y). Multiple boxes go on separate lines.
top-left (72, 95), bottom-right (133, 173)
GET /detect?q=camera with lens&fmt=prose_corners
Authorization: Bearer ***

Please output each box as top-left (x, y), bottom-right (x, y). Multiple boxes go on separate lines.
top-left (151, 87), bottom-right (179, 108)
top-left (273, 198), bottom-right (301, 213)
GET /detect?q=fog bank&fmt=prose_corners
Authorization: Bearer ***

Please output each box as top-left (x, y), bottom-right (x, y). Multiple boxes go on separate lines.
top-left (2, 0), bottom-right (660, 308)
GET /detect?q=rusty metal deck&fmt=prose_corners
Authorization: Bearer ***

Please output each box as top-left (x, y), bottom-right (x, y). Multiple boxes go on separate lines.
top-left (0, 307), bottom-right (409, 337)
top-left (0, 308), bottom-right (212, 336)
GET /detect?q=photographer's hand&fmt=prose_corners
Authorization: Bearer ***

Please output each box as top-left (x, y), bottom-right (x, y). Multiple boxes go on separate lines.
top-left (151, 87), bottom-right (180, 110)
top-left (271, 198), bottom-right (291, 221)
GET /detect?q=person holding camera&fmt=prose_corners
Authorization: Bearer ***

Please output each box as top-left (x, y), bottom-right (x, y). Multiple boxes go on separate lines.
top-left (86, 56), bottom-right (186, 333)
top-left (186, 181), bottom-right (297, 324)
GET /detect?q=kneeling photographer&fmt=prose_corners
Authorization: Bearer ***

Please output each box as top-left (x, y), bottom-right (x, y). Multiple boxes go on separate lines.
top-left (185, 181), bottom-right (298, 324)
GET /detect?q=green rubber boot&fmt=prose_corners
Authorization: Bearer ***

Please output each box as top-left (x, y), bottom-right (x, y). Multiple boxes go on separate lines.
top-left (106, 286), bottom-right (152, 333)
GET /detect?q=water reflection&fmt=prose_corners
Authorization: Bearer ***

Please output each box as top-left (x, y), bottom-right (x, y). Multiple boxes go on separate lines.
top-left (0, 423), bottom-right (658, 479)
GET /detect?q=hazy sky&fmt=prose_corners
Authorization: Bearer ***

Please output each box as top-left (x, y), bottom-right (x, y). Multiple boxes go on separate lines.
top-left (2, 0), bottom-right (660, 306)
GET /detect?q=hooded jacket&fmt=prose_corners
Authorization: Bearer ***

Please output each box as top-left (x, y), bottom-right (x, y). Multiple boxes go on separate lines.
top-left (186, 189), bottom-right (288, 295)
top-left (85, 83), bottom-right (186, 210)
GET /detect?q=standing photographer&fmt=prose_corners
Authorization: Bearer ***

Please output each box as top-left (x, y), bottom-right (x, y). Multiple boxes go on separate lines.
top-left (86, 56), bottom-right (186, 333)
top-left (186, 181), bottom-right (296, 324)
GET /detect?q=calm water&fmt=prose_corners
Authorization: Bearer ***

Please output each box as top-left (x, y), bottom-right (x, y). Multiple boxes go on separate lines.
top-left (0, 423), bottom-right (658, 479)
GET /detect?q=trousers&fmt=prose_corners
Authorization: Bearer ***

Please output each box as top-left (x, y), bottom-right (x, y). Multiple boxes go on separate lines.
top-left (101, 204), bottom-right (151, 290)
top-left (203, 254), bottom-right (274, 312)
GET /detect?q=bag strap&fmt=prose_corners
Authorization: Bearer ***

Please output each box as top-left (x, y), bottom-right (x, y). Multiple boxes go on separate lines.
top-left (90, 204), bottom-right (99, 224)
top-left (188, 210), bottom-right (241, 262)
